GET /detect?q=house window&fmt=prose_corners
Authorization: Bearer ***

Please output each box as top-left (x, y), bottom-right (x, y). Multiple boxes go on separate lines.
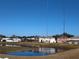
top-left (68, 42), bottom-right (72, 44)
top-left (74, 42), bottom-right (78, 45)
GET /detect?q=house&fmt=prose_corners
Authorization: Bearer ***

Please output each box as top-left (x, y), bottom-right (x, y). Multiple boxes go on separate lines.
top-left (12, 38), bottom-right (21, 42)
top-left (66, 37), bottom-right (79, 45)
top-left (39, 37), bottom-right (56, 43)
top-left (55, 33), bottom-right (74, 43)
top-left (1, 38), bottom-right (13, 42)
top-left (26, 37), bottom-right (37, 42)
top-left (1, 38), bottom-right (21, 42)
top-left (57, 36), bottom-right (68, 43)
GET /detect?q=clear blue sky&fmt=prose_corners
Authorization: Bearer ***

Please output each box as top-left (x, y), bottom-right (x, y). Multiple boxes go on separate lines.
top-left (0, 0), bottom-right (79, 36)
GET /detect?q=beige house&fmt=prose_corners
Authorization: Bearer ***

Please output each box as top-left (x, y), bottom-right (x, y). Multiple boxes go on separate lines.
top-left (66, 37), bottom-right (79, 45)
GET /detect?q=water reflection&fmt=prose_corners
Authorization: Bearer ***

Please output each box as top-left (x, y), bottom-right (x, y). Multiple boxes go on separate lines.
top-left (0, 43), bottom-right (6, 46)
top-left (0, 44), bottom-right (66, 56)
top-left (6, 47), bottom-right (65, 56)
top-left (28, 47), bottom-right (64, 54)
top-left (39, 48), bottom-right (56, 54)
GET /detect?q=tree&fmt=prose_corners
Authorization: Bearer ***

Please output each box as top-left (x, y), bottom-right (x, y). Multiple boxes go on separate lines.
top-left (52, 33), bottom-right (74, 43)
top-left (0, 34), bottom-right (6, 42)
top-left (22, 36), bottom-right (27, 42)
top-left (10, 35), bottom-right (17, 38)
top-left (0, 34), bottom-right (6, 38)
top-left (53, 35), bottom-right (60, 43)
top-left (60, 32), bottom-right (74, 38)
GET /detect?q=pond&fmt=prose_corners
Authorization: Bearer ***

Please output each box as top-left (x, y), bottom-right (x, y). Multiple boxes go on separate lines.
top-left (0, 44), bottom-right (67, 56)
top-left (6, 47), bottom-right (65, 56)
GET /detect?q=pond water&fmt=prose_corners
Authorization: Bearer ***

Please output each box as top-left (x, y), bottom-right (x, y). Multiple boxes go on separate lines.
top-left (0, 44), bottom-right (67, 56)
top-left (6, 47), bottom-right (65, 56)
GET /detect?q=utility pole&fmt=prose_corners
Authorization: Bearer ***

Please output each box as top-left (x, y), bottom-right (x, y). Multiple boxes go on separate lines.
top-left (46, 0), bottom-right (48, 37)
top-left (62, 0), bottom-right (66, 34)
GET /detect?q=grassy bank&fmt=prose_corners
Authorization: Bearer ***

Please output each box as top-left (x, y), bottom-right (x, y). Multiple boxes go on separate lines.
top-left (0, 46), bottom-right (33, 54)
top-left (18, 42), bottom-right (79, 49)
top-left (0, 42), bottom-right (79, 49)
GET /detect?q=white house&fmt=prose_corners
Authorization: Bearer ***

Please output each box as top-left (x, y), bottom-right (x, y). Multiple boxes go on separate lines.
top-left (66, 37), bottom-right (79, 45)
top-left (12, 38), bottom-right (21, 42)
top-left (39, 37), bottom-right (56, 43)
top-left (1, 38), bottom-right (21, 42)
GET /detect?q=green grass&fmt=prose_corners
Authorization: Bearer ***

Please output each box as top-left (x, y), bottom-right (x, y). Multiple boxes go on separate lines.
top-left (0, 46), bottom-right (32, 54)
top-left (0, 42), bottom-right (79, 53)
top-left (18, 42), bottom-right (79, 49)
